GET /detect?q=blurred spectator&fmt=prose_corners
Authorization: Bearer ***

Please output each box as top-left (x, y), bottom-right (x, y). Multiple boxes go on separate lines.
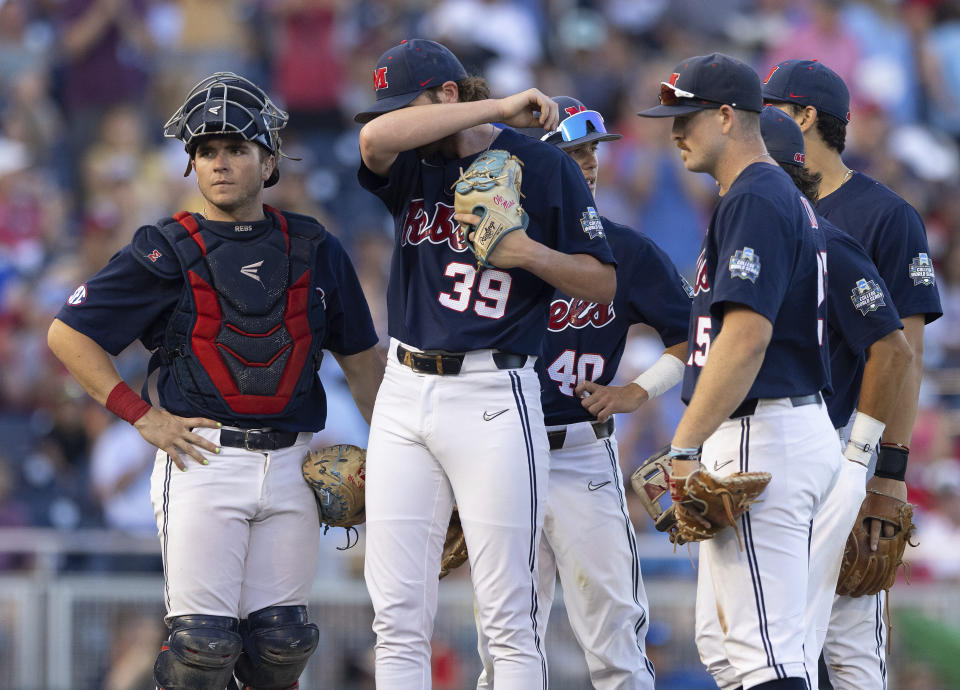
top-left (914, 457), bottom-right (960, 580)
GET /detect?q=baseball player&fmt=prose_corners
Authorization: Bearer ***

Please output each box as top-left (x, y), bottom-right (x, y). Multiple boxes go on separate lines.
top-left (355, 40), bottom-right (616, 690)
top-left (762, 60), bottom-right (943, 689)
top-left (474, 97), bottom-right (691, 689)
top-left (638, 53), bottom-right (840, 690)
top-left (47, 73), bottom-right (384, 690)
top-left (694, 106), bottom-right (915, 690)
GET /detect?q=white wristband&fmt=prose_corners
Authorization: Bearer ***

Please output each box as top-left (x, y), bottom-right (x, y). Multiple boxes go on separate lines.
top-left (843, 410), bottom-right (885, 467)
top-left (632, 353), bottom-right (685, 401)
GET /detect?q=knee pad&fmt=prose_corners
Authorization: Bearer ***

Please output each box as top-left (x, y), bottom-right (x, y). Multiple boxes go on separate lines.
top-left (154, 615), bottom-right (242, 690)
top-left (234, 605), bottom-right (319, 690)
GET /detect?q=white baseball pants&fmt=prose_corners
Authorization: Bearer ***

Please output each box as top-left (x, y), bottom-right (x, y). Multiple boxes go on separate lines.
top-left (364, 341), bottom-right (549, 690)
top-left (149, 428), bottom-right (319, 622)
top-left (694, 397), bottom-right (841, 689)
top-left (476, 426), bottom-right (656, 689)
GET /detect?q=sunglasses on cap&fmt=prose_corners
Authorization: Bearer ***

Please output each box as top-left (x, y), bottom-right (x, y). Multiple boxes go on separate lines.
top-left (657, 81), bottom-right (720, 107)
top-left (541, 109), bottom-right (608, 143)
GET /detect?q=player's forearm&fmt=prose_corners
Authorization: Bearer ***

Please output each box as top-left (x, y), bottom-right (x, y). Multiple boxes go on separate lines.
top-left (519, 245), bottom-right (616, 304)
top-left (881, 315), bottom-right (925, 445)
top-left (334, 347), bottom-right (386, 426)
top-left (672, 309), bottom-right (771, 449)
top-left (47, 318), bottom-right (124, 406)
top-left (359, 101), bottom-right (501, 171)
top-left (856, 329), bottom-right (912, 424)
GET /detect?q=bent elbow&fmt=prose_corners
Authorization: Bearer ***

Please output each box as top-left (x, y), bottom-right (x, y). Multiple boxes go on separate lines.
top-left (595, 265), bottom-right (616, 304)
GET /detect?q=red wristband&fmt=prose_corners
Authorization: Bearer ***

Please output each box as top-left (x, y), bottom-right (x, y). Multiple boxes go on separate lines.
top-left (105, 382), bottom-right (151, 425)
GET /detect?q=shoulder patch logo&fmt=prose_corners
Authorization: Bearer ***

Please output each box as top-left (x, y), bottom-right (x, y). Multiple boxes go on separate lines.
top-left (850, 278), bottom-right (885, 315)
top-left (908, 252), bottom-right (936, 286)
top-left (580, 207), bottom-right (604, 239)
top-left (67, 284), bottom-right (87, 306)
top-left (729, 246), bottom-right (761, 282)
top-left (147, 249), bottom-right (162, 262)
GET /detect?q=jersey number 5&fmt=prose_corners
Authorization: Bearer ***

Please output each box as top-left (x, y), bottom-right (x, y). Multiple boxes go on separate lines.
top-left (438, 262), bottom-right (512, 319)
top-left (686, 316), bottom-right (711, 368)
top-left (547, 349), bottom-right (605, 396)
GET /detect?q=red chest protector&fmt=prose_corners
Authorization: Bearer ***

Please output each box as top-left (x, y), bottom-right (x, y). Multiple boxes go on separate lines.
top-left (158, 206), bottom-right (326, 419)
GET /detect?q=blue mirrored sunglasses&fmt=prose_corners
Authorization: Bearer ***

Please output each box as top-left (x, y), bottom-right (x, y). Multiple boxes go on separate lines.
top-left (541, 109), bottom-right (608, 143)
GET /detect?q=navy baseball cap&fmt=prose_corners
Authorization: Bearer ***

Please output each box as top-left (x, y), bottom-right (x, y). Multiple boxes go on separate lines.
top-left (761, 59), bottom-right (850, 123)
top-left (519, 97), bottom-right (622, 149)
top-left (759, 106), bottom-right (805, 167)
top-left (354, 39), bottom-right (467, 124)
top-left (638, 53), bottom-right (763, 118)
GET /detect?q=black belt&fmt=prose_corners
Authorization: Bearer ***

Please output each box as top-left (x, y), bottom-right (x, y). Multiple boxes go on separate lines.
top-left (548, 418), bottom-right (615, 450)
top-left (730, 393), bottom-right (821, 419)
top-left (220, 428), bottom-right (301, 451)
top-left (396, 345), bottom-right (527, 375)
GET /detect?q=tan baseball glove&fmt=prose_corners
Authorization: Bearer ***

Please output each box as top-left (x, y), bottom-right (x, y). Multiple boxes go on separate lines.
top-left (439, 508), bottom-right (469, 580)
top-left (453, 149), bottom-right (528, 268)
top-left (302, 444), bottom-right (366, 530)
top-left (669, 468), bottom-right (772, 549)
top-left (836, 489), bottom-right (917, 597)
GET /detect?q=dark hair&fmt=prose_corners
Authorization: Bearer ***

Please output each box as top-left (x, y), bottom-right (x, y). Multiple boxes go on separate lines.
top-left (427, 76), bottom-right (491, 104)
top-left (781, 163), bottom-right (823, 203)
top-left (771, 101), bottom-right (846, 154)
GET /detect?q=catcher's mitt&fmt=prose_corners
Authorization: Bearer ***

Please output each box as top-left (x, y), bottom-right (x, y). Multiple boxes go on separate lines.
top-left (836, 489), bottom-right (916, 597)
top-left (630, 447), bottom-right (685, 541)
top-left (439, 508), bottom-right (469, 580)
top-left (302, 444), bottom-right (366, 531)
top-left (453, 149), bottom-right (529, 268)
top-left (670, 468), bottom-right (771, 550)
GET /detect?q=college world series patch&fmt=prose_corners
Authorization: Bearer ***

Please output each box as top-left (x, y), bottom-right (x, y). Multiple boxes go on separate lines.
top-left (580, 207), bottom-right (605, 239)
top-left (908, 252), bottom-right (936, 286)
top-left (851, 278), bottom-right (885, 315)
top-left (729, 247), bottom-right (760, 282)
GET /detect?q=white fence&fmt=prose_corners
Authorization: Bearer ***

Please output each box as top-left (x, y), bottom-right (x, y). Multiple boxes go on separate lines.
top-left (0, 529), bottom-right (955, 689)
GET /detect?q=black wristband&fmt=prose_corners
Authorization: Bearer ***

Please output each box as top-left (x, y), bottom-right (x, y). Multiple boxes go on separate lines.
top-left (874, 444), bottom-right (908, 481)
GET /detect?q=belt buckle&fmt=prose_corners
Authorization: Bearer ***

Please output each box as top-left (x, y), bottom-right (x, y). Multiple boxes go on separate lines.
top-left (243, 429), bottom-right (255, 452)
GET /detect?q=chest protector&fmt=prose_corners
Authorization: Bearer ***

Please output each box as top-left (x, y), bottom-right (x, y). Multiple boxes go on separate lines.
top-left (159, 206), bottom-right (326, 419)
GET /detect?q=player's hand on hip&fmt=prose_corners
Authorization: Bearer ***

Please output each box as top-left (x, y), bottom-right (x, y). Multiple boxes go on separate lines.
top-left (496, 88), bottom-right (559, 130)
top-left (865, 475), bottom-right (907, 550)
top-left (133, 407), bottom-right (221, 471)
top-left (575, 380), bottom-right (649, 422)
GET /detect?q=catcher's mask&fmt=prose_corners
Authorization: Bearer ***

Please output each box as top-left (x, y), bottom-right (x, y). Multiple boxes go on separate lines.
top-left (164, 72), bottom-right (289, 187)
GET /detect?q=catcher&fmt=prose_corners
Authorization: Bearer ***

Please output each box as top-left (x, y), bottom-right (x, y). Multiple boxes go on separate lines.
top-left (355, 38), bottom-right (616, 689)
top-left (48, 72), bottom-right (384, 690)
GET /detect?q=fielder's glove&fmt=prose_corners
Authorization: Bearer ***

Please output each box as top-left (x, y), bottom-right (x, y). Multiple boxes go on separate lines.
top-left (669, 465), bottom-right (771, 550)
top-left (836, 489), bottom-right (917, 597)
top-left (302, 444), bottom-right (366, 531)
top-left (439, 508), bottom-right (468, 580)
top-left (453, 149), bottom-right (528, 268)
top-left (630, 447), bottom-right (687, 543)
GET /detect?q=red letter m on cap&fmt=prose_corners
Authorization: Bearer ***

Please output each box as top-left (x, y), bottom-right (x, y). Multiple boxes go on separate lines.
top-left (374, 67), bottom-right (389, 91)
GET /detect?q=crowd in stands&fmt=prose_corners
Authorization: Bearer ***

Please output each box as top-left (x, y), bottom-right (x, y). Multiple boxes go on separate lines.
top-left (1, 0), bottom-right (959, 584)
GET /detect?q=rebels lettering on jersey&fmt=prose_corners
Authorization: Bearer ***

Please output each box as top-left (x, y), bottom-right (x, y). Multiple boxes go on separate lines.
top-left (547, 299), bottom-right (615, 331)
top-left (358, 127), bottom-right (615, 355)
top-left (817, 171), bottom-right (941, 325)
top-left (821, 221), bottom-right (902, 428)
top-left (400, 199), bottom-right (467, 252)
top-left (681, 163), bottom-right (829, 404)
top-left (538, 217), bottom-right (690, 426)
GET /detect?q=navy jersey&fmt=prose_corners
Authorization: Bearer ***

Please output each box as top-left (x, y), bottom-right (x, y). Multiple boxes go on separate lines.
top-left (57, 214), bottom-right (378, 432)
top-left (681, 163), bottom-right (829, 404)
top-left (817, 171), bottom-right (942, 324)
top-left (538, 217), bottom-right (691, 426)
top-left (357, 127), bottom-right (615, 355)
top-left (822, 221), bottom-right (902, 427)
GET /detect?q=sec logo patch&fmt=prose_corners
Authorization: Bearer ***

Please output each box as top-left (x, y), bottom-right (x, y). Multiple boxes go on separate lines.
top-left (67, 284), bottom-right (87, 305)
